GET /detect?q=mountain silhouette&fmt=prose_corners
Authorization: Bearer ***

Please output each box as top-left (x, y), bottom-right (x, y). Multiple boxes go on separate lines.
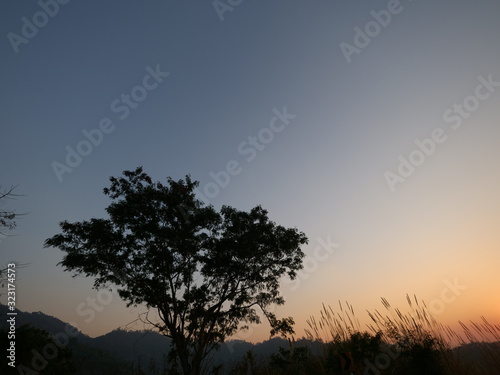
top-left (0, 304), bottom-right (295, 373)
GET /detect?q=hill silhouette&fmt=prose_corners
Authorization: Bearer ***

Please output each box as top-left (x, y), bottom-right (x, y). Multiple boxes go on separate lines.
top-left (0, 304), bottom-right (293, 374)
top-left (3, 304), bottom-right (497, 374)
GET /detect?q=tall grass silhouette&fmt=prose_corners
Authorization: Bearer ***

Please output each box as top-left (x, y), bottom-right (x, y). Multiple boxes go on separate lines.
top-left (227, 295), bottom-right (500, 374)
top-left (302, 296), bottom-right (500, 374)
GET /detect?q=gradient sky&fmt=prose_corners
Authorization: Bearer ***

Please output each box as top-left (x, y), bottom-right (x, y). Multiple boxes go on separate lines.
top-left (1, 0), bottom-right (499, 344)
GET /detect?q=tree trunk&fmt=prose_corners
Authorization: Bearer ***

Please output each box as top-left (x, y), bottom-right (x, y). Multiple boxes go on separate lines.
top-left (172, 339), bottom-right (204, 375)
top-left (170, 335), bottom-right (193, 375)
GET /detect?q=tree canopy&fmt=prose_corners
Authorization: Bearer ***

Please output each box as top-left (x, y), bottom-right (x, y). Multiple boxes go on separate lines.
top-left (0, 185), bottom-right (20, 236)
top-left (0, 185), bottom-right (27, 285)
top-left (44, 167), bottom-right (308, 375)
top-left (1, 325), bottom-right (76, 375)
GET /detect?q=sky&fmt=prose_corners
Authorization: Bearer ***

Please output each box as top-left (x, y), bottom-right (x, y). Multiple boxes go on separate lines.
top-left (1, 0), bottom-right (499, 345)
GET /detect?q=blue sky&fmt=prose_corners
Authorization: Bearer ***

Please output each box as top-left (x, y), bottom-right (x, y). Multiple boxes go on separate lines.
top-left (1, 0), bottom-right (500, 343)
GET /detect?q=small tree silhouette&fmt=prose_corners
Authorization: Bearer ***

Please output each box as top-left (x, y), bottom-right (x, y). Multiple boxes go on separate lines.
top-left (45, 167), bottom-right (308, 375)
top-left (0, 185), bottom-right (28, 287)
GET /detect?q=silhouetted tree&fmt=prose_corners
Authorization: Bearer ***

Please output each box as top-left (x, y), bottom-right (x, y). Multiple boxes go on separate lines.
top-left (1, 324), bottom-right (75, 374)
top-left (44, 167), bottom-right (308, 375)
top-left (0, 185), bottom-right (20, 235)
top-left (0, 185), bottom-right (27, 285)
